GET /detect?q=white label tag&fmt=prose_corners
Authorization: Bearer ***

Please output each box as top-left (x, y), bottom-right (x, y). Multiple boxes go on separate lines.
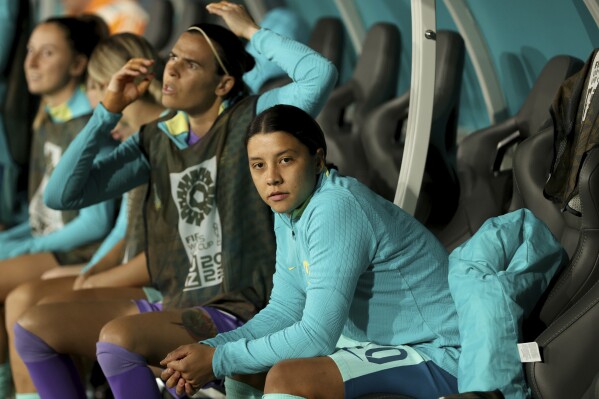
top-left (518, 342), bottom-right (542, 363)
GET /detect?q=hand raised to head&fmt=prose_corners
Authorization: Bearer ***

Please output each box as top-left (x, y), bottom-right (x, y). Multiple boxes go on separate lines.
top-left (205, 1), bottom-right (260, 40)
top-left (103, 58), bottom-right (155, 114)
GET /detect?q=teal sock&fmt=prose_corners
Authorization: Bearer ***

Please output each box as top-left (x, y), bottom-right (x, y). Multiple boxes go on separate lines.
top-left (224, 377), bottom-right (264, 399)
top-left (262, 394), bottom-right (305, 399)
top-left (0, 362), bottom-right (12, 398)
top-left (16, 394), bottom-right (41, 399)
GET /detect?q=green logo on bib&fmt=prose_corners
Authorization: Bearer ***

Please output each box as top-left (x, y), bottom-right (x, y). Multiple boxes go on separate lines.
top-left (177, 167), bottom-right (215, 226)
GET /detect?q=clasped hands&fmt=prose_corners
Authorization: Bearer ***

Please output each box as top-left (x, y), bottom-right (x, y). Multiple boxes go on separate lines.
top-left (160, 343), bottom-right (216, 397)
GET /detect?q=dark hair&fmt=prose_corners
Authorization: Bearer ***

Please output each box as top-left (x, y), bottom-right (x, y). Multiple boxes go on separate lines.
top-left (187, 23), bottom-right (255, 100)
top-left (44, 15), bottom-right (109, 59)
top-left (247, 104), bottom-right (327, 157)
top-left (32, 15), bottom-right (108, 129)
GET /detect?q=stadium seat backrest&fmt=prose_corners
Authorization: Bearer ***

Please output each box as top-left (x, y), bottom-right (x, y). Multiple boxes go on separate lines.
top-left (143, 0), bottom-right (174, 53)
top-left (509, 56), bottom-right (599, 397)
top-left (317, 22), bottom-right (400, 184)
top-left (437, 55), bottom-right (583, 250)
top-left (360, 30), bottom-right (465, 227)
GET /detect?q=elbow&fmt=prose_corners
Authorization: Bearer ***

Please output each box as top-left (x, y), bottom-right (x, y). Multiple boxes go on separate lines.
top-left (309, 62), bottom-right (338, 117)
top-left (318, 339), bottom-right (337, 355)
top-left (303, 339), bottom-right (336, 358)
top-left (301, 327), bottom-right (339, 357)
top-left (323, 62), bottom-right (339, 92)
top-left (315, 60), bottom-right (338, 102)
top-left (43, 175), bottom-right (86, 210)
top-left (43, 188), bottom-right (67, 210)
top-left (43, 188), bottom-right (83, 210)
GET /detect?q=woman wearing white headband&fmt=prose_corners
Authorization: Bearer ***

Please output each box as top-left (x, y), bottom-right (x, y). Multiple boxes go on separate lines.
top-left (14, 2), bottom-right (337, 398)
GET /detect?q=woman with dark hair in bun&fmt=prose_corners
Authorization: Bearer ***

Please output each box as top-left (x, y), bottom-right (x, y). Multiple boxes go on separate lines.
top-left (14, 2), bottom-right (337, 398)
top-left (162, 105), bottom-right (460, 399)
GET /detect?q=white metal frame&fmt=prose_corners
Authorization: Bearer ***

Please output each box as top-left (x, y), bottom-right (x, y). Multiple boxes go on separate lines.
top-left (443, 0), bottom-right (507, 124)
top-left (394, 0), bottom-right (437, 213)
top-left (583, 0), bottom-right (599, 27)
top-left (333, 0), bottom-right (366, 53)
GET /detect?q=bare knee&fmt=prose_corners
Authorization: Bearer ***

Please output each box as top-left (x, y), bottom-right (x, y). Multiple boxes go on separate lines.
top-left (264, 359), bottom-right (308, 396)
top-left (98, 317), bottom-right (137, 352)
top-left (15, 305), bottom-right (51, 337)
top-left (231, 372), bottom-right (267, 392)
top-left (5, 282), bottom-right (43, 329)
top-left (264, 358), bottom-right (343, 399)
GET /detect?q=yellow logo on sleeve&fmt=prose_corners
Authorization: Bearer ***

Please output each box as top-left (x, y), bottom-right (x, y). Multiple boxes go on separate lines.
top-left (303, 261), bottom-right (311, 285)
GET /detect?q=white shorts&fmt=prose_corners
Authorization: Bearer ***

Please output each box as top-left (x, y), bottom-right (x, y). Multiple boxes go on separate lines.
top-left (329, 336), bottom-right (457, 399)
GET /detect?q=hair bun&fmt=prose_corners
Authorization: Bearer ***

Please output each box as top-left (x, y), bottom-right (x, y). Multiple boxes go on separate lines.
top-left (44, 15), bottom-right (109, 59)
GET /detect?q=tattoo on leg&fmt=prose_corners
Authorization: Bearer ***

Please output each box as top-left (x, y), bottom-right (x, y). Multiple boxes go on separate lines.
top-left (181, 309), bottom-right (218, 340)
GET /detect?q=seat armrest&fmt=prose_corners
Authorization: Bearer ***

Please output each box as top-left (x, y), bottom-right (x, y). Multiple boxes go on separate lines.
top-left (458, 117), bottom-right (518, 174)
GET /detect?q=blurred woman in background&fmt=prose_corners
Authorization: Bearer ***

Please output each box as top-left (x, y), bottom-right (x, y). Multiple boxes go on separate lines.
top-left (0, 15), bottom-right (110, 397)
top-left (5, 32), bottom-right (166, 399)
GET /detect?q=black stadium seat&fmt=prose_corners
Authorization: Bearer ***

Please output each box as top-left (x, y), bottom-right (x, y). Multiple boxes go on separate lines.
top-left (308, 17), bottom-right (344, 73)
top-left (2, 0), bottom-right (35, 173)
top-left (360, 30), bottom-right (465, 227)
top-left (508, 55), bottom-right (599, 395)
top-left (510, 128), bottom-right (599, 399)
top-left (142, 0), bottom-right (174, 53)
top-left (317, 22), bottom-right (400, 184)
top-left (160, 0), bottom-right (206, 58)
top-left (437, 55), bottom-right (583, 250)
top-left (0, 0), bottom-right (36, 226)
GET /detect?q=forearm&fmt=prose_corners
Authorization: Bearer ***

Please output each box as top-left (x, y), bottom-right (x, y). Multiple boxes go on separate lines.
top-left (83, 251), bottom-right (149, 288)
top-left (0, 221), bottom-right (31, 242)
top-left (208, 277), bottom-right (347, 377)
top-left (211, 289), bottom-right (352, 377)
top-left (45, 104), bottom-right (150, 210)
top-left (82, 196), bottom-right (128, 273)
top-left (211, 317), bottom-right (341, 377)
top-left (242, 8), bottom-right (308, 94)
top-left (28, 200), bottom-right (116, 254)
top-left (203, 299), bottom-right (298, 347)
top-left (203, 268), bottom-right (302, 348)
top-left (252, 29), bottom-right (338, 116)
top-left (84, 239), bottom-right (126, 275)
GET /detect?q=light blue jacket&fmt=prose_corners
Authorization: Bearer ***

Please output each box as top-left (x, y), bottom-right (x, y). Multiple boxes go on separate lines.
top-left (204, 169), bottom-right (461, 378)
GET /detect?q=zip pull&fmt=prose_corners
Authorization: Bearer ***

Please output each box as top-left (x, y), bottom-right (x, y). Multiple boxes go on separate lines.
top-left (289, 215), bottom-right (296, 240)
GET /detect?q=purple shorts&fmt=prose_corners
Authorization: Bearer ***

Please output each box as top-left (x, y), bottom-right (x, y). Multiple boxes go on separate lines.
top-left (133, 299), bottom-right (244, 334)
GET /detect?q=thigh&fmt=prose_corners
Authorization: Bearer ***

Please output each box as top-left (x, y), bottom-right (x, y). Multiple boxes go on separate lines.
top-left (329, 341), bottom-right (457, 399)
top-left (0, 253), bottom-right (59, 300)
top-left (17, 297), bottom-right (140, 358)
top-left (5, 276), bottom-right (76, 326)
top-left (264, 356), bottom-right (343, 399)
top-left (40, 286), bottom-right (147, 304)
top-left (99, 309), bottom-right (206, 367)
